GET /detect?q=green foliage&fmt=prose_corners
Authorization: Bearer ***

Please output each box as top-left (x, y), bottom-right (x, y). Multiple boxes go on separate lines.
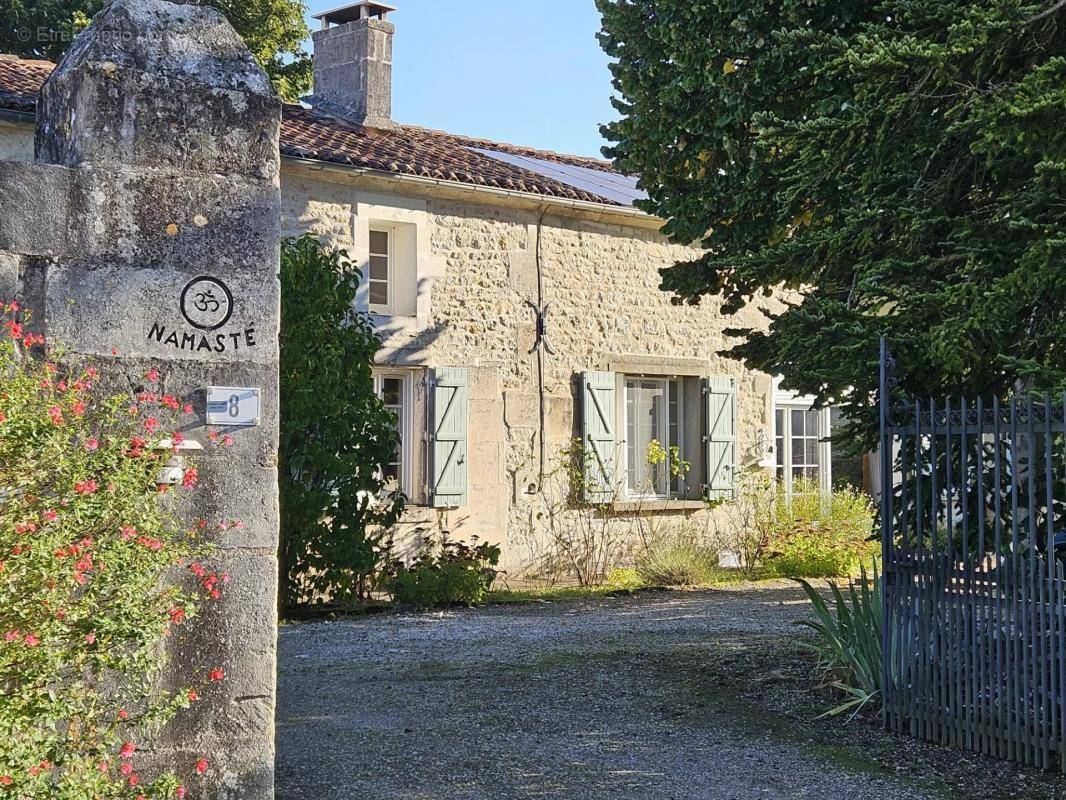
top-left (766, 480), bottom-right (875, 578)
top-left (598, 1), bottom-right (1066, 451)
top-left (386, 538), bottom-right (501, 608)
top-left (795, 563), bottom-right (883, 719)
top-left (1, 0), bottom-right (312, 101)
top-left (279, 235), bottom-right (403, 611)
top-left (0, 306), bottom-right (229, 798)
top-left (636, 535), bottom-right (720, 586)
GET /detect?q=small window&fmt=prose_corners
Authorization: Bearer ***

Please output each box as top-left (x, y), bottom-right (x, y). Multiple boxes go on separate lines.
top-left (373, 371), bottom-right (410, 494)
top-left (368, 228), bottom-right (390, 309)
top-left (624, 377), bottom-right (683, 499)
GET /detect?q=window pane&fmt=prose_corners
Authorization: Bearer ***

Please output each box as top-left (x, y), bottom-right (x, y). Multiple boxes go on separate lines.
top-left (375, 374), bottom-right (404, 490)
top-left (369, 230), bottom-right (389, 255)
top-left (369, 255), bottom-right (388, 281)
top-left (381, 378), bottom-right (402, 406)
top-left (369, 281), bottom-right (388, 305)
top-left (805, 437), bottom-right (818, 466)
top-left (791, 408), bottom-right (805, 433)
top-left (625, 379), bottom-right (671, 496)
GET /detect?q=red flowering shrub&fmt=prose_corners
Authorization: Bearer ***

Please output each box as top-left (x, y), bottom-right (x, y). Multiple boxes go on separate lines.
top-left (0, 303), bottom-right (229, 799)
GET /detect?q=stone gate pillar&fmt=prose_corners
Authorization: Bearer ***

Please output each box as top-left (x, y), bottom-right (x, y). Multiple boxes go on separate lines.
top-left (0, 1), bottom-right (281, 797)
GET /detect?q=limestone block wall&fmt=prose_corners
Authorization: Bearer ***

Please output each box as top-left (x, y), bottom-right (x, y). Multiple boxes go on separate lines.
top-left (280, 165), bottom-right (776, 576)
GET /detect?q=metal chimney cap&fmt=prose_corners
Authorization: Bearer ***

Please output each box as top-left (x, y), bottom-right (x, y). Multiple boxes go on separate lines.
top-left (313, 1), bottom-right (396, 27)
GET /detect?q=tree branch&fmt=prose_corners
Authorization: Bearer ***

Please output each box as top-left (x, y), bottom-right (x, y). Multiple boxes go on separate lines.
top-left (1026, 0), bottom-right (1066, 24)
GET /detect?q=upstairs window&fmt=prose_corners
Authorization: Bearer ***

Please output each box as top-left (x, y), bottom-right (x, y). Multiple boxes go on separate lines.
top-left (368, 228), bottom-right (391, 310)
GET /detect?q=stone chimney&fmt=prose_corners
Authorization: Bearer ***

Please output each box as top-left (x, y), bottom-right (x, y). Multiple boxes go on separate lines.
top-left (309, 1), bottom-right (397, 129)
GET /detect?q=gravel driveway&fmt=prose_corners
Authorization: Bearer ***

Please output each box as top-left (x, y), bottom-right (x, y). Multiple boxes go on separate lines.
top-left (276, 584), bottom-right (935, 800)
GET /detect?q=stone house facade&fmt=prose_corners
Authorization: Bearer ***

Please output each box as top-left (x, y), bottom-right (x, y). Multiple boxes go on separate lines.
top-left (0, 2), bottom-right (859, 577)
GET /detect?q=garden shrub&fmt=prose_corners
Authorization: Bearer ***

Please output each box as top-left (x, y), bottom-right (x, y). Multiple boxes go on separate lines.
top-left (766, 479), bottom-right (875, 578)
top-left (0, 303), bottom-right (231, 798)
top-left (386, 538), bottom-right (501, 608)
top-left (279, 235), bottom-right (404, 611)
top-left (636, 535), bottom-right (720, 587)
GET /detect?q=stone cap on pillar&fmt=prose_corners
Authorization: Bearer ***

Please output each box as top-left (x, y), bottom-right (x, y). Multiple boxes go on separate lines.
top-left (35, 0), bottom-right (281, 179)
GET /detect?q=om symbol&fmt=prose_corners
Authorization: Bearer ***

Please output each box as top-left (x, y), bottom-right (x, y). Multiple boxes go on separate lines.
top-left (179, 276), bottom-right (233, 330)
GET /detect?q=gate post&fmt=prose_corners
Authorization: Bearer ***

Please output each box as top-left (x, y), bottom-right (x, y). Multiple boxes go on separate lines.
top-left (879, 336), bottom-right (894, 729)
top-left (0, 1), bottom-right (282, 796)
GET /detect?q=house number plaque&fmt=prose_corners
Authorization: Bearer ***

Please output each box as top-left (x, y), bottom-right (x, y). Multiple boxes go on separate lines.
top-left (205, 386), bottom-right (261, 427)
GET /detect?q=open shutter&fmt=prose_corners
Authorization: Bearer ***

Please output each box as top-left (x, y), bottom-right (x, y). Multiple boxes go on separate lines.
top-left (582, 371), bottom-right (617, 503)
top-left (704, 376), bottom-right (736, 501)
top-left (430, 367), bottom-right (468, 507)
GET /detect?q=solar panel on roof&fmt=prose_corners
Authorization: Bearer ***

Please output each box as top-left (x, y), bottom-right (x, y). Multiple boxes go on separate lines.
top-left (467, 147), bottom-right (648, 207)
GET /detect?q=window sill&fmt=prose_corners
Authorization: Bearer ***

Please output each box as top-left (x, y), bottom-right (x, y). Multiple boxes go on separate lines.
top-left (610, 499), bottom-right (708, 513)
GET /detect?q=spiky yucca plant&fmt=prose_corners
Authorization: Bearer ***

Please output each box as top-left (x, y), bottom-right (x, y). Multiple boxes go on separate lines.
top-left (795, 561), bottom-right (883, 719)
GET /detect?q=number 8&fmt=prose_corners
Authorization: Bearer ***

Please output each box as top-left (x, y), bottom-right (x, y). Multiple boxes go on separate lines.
top-left (228, 394), bottom-right (240, 418)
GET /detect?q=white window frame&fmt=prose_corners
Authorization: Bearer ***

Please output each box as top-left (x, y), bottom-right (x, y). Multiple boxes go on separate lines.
top-left (367, 226), bottom-right (392, 313)
top-left (621, 376), bottom-right (684, 501)
top-left (772, 394), bottom-right (833, 495)
top-left (373, 370), bottom-right (413, 496)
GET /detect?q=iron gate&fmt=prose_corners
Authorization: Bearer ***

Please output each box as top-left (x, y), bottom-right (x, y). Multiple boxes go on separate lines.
top-left (879, 338), bottom-right (1066, 769)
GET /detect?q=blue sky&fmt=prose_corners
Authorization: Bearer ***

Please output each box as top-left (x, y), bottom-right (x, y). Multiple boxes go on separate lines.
top-left (303, 1), bottom-right (618, 158)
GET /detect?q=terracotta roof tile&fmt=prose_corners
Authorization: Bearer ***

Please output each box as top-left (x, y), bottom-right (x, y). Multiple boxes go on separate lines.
top-left (0, 55), bottom-right (629, 207)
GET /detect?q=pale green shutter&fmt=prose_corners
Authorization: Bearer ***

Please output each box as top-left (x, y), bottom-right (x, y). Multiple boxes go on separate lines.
top-left (431, 367), bottom-right (468, 507)
top-left (582, 371), bottom-right (617, 503)
top-left (704, 377), bottom-right (736, 501)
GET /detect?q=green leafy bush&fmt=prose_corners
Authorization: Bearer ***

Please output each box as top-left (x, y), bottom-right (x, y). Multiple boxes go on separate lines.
top-left (795, 562), bottom-right (883, 718)
top-left (279, 235), bottom-right (404, 611)
top-left (0, 304), bottom-right (230, 798)
top-left (766, 480), bottom-right (874, 578)
top-left (636, 536), bottom-right (720, 587)
top-left (387, 538), bottom-right (501, 608)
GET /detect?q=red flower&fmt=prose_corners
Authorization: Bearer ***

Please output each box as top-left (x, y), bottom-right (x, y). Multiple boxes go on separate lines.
top-left (144, 417), bottom-right (160, 434)
top-left (74, 479), bottom-right (98, 495)
top-left (161, 394), bottom-right (179, 410)
top-left (187, 689), bottom-right (199, 702)
top-left (119, 525), bottom-right (137, 541)
top-left (169, 606), bottom-right (186, 625)
top-left (172, 430), bottom-right (185, 447)
top-left (84, 438), bottom-right (99, 452)
top-left (118, 708), bottom-right (129, 721)
top-left (85, 632), bottom-right (96, 644)
top-left (23, 633), bottom-right (39, 646)
top-left (4, 630), bottom-right (20, 642)
top-left (176, 785), bottom-right (186, 799)
top-left (43, 509), bottom-right (58, 523)
top-left (183, 403), bottom-right (194, 414)
top-left (71, 400), bottom-right (86, 416)
top-left (47, 405), bottom-right (64, 425)
top-left (5, 320), bottom-right (23, 340)
top-left (128, 773), bottom-right (140, 787)
top-left (97, 761), bottom-right (109, 773)
top-left (127, 436), bottom-right (147, 458)
top-left (195, 758), bottom-right (208, 775)
top-left (0, 775), bottom-right (10, 786)
top-left (209, 667), bottom-right (225, 681)
top-left (120, 762), bottom-right (133, 776)
top-left (181, 467), bottom-right (199, 489)
top-left (222, 434), bottom-right (234, 447)
top-left (145, 368), bottom-right (159, 382)
top-left (120, 741), bottom-right (135, 759)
